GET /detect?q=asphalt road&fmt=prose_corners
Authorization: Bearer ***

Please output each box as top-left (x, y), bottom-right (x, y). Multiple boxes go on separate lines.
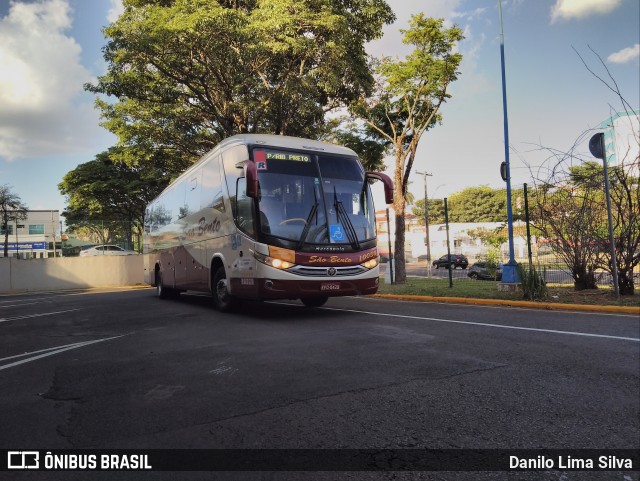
top-left (0, 288), bottom-right (638, 480)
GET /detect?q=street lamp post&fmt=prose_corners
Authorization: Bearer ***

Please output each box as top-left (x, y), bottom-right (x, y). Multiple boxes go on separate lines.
top-left (498, 0), bottom-right (519, 285)
top-left (416, 171), bottom-right (432, 261)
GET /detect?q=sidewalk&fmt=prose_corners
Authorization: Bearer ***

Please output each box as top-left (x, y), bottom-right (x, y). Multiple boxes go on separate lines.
top-left (373, 293), bottom-right (640, 315)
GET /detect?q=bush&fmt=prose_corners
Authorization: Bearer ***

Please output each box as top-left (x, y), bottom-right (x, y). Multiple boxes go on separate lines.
top-left (517, 263), bottom-right (548, 301)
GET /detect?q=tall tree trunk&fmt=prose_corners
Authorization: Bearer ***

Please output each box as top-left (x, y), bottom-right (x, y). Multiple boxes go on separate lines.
top-left (393, 149), bottom-right (407, 283)
top-left (393, 199), bottom-right (406, 283)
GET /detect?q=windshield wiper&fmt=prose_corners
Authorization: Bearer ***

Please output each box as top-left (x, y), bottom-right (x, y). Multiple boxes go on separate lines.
top-left (333, 187), bottom-right (361, 250)
top-left (296, 186), bottom-right (320, 251)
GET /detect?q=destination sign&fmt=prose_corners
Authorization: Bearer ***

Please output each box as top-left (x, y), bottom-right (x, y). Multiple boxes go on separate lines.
top-left (263, 151), bottom-right (311, 162)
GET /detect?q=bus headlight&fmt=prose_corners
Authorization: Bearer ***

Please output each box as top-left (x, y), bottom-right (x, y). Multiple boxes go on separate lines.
top-left (360, 258), bottom-right (378, 269)
top-left (254, 251), bottom-right (295, 270)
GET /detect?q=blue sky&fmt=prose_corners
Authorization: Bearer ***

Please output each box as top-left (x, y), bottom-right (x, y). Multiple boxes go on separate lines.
top-left (0, 0), bottom-right (638, 218)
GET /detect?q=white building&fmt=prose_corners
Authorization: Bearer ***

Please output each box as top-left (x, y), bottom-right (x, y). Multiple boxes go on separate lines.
top-left (0, 210), bottom-right (61, 258)
top-left (375, 209), bottom-right (531, 262)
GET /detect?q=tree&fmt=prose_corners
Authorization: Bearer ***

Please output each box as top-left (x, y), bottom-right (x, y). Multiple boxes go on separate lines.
top-left (87, 0), bottom-right (395, 177)
top-left (322, 119), bottom-right (390, 172)
top-left (59, 149), bottom-right (170, 249)
top-left (351, 15), bottom-right (463, 283)
top-left (447, 186), bottom-right (508, 223)
top-left (528, 47), bottom-right (639, 294)
top-left (567, 161), bottom-right (640, 295)
top-left (529, 160), bottom-right (608, 291)
top-left (411, 198), bottom-right (444, 225)
top-left (0, 185), bottom-right (28, 257)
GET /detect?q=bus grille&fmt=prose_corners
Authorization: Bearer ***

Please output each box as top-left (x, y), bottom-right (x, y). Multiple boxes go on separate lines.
top-left (288, 265), bottom-right (367, 277)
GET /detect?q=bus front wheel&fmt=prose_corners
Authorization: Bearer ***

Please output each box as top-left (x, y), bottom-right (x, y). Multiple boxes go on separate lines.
top-left (212, 267), bottom-right (236, 312)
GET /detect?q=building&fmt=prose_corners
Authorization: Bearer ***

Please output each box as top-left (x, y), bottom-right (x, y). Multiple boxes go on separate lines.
top-left (0, 210), bottom-right (61, 258)
top-left (376, 208), bottom-right (531, 262)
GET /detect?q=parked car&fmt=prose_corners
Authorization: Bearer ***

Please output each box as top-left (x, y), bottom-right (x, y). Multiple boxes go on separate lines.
top-left (432, 254), bottom-right (469, 269)
top-left (468, 262), bottom-right (503, 280)
top-left (79, 245), bottom-right (136, 256)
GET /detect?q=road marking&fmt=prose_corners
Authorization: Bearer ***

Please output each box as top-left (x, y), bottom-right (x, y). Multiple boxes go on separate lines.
top-left (310, 305), bottom-right (640, 342)
top-left (0, 335), bottom-right (129, 371)
top-left (0, 296), bottom-right (57, 307)
top-left (0, 341), bottom-right (89, 362)
top-left (0, 309), bottom-right (81, 323)
top-left (0, 301), bottom-right (55, 309)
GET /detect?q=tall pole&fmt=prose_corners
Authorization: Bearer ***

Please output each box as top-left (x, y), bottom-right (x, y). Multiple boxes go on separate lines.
top-left (600, 135), bottom-right (620, 298)
top-left (444, 197), bottom-right (453, 288)
top-left (498, 0), bottom-right (518, 284)
top-left (416, 171), bottom-right (432, 261)
top-left (51, 211), bottom-right (56, 257)
top-left (523, 183), bottom-right (533, 268)
top-left (386, 208), bottom-right (394, 284)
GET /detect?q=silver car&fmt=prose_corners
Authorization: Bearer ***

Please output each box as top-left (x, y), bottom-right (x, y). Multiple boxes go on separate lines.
top-left (467, 262), bottom-right (502, 280)
top-left (79, 245), bottom-right (136, 256)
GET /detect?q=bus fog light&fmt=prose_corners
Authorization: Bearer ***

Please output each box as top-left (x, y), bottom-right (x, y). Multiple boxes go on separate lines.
top-left (264, 280), bottom-right (274, 289)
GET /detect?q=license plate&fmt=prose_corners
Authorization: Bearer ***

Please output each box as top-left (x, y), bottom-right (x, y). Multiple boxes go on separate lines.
top-left (320, 282), bottom-right (340, 291)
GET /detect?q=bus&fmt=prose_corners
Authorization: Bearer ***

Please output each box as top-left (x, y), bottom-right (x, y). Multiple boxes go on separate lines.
top-left (143, 134), bottom-right (393, 310)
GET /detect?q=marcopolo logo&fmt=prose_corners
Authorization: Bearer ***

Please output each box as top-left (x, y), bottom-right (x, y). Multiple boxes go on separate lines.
top-left (8, 451), bottom-right (39, 469)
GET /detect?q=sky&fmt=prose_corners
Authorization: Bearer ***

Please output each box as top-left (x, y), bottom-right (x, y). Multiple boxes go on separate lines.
top-left (0, 0), bottom-right (638, 219)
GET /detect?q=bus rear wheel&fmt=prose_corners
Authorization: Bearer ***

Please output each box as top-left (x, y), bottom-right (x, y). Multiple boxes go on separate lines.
top-left (300, 297), bottom-right (328, 308)
top-left (212, 267), bottom-right (236, 312)
top-left (156, 270), bottom-right (175, 300)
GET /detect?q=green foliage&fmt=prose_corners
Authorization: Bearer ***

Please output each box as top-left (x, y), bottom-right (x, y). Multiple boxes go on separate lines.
top-left (467, 227), bottom-right (507, 250)
top-left (87, 0), bottom-right (395, 174)
top-left (322, 118), bottom-right (390, 172)
top-left (351, 14), bottom-right (464, 283)
top-left (58, 149), bottom-right (170, 245)
top-left (0, 184), bottom-right (28, 257)
top-left (517, 263), bottom-right (548, 301)
top-left (411, 198), bottom-right (444, 225)
top-left (447, 186), bottom-right (508, 222)
top-left (481, 249), bottom-right (501, 279)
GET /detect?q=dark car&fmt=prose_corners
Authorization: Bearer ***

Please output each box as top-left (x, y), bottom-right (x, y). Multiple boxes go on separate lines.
top-left (468, 262), bottom-right (503, 280)
top-left (432, 254), bottom-right (469, 269)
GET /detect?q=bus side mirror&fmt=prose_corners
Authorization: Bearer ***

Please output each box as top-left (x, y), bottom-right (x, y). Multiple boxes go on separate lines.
top-left (245, 161), bottom-right (259, 198)
top-left (366, 172), bottom-right (394, 204)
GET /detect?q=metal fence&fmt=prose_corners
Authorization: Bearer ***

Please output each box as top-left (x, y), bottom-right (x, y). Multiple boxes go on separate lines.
top-left (381, 181), bottom-right (639, 288)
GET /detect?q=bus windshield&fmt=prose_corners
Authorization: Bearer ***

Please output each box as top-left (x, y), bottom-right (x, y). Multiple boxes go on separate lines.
top-left (253, 148), bottom-right (376, 249)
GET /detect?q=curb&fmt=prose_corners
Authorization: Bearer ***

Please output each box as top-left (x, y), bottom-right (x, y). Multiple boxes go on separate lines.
top-left (373, 294), bottom-right (640, 315)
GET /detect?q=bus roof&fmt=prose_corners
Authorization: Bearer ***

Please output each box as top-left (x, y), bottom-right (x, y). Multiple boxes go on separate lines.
top-left (217, 134), bottom-right (357, 157)
top-left (153, 134), bottom-right (359, 201)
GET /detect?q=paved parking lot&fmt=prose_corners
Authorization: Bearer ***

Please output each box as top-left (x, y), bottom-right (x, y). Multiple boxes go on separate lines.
top-left (0, 288), bottom-right (638, 479)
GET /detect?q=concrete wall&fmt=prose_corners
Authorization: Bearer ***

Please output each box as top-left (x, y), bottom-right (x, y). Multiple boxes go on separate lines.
top-left (0, 255), bottom-right (145, 293)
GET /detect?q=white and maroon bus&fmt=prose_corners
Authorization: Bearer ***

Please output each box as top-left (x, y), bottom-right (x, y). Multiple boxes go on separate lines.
top-left (143, 134), bottom-right (393, 310)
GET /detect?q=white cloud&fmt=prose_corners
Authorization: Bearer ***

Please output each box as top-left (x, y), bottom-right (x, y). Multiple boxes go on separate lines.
top-left (107, 0), bottom-right (124, 23)
top-left (0, 0), bottom-right (103, 160)
top-left (607, 44), bottom-right (640, 64)
top-left (550, 0), bottom-right (622, 23)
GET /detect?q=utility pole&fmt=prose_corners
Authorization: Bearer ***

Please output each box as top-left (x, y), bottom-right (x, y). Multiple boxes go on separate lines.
top-left (498, 0), bottom-right (519, 285)
top-left (415, 171), bottom-right (433, 261)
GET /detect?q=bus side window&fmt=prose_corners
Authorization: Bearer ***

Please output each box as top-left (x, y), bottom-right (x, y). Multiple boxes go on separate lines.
top-left (235, 178), bottom-right (255, 237)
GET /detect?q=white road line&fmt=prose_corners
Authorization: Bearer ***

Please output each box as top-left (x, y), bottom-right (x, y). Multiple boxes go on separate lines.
top-left (0, 309), bottom-right (81, 323)
top-left (0, 335), bottom-right (129, 371)
top-left (0, 301), bottom-right (54, 309)
top-left (311, 305), bottom-right (640, 342)
top-left (0, 341), bottom-right (89, 362)
top-left (0, 296), bottom-right (60, 305)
